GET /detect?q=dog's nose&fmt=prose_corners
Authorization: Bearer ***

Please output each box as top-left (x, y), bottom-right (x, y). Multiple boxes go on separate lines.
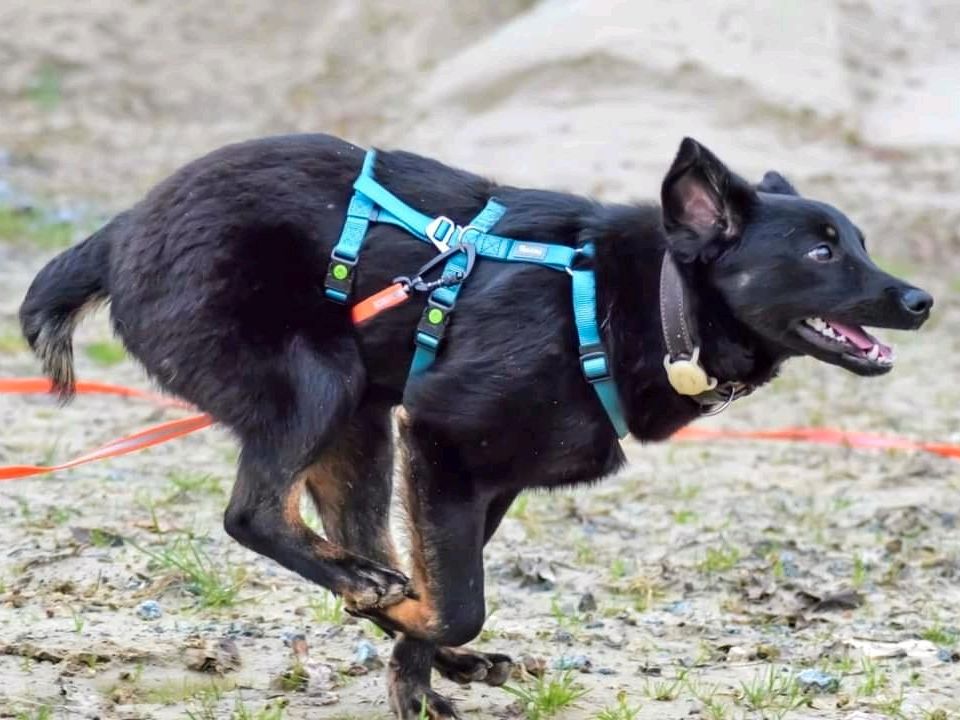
top-left (899, 287), bottom-right (934, 316)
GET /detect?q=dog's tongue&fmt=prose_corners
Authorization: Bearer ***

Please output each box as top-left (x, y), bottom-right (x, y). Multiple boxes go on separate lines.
top-left (830, 321), bottom-right (893, 358)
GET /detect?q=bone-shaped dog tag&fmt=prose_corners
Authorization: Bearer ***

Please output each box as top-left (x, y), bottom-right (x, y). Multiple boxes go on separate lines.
top-left (663, 346), bottom-right (718, 396)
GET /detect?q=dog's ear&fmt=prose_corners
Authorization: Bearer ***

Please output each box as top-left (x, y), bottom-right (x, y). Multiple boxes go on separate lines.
top-left (661, 137), bottom-right (754, 262)
top-left (757, 170), bottom-right (798, 196)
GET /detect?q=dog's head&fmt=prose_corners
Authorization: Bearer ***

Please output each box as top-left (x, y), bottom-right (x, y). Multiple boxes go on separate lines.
top-left (660, 137), bottom-right (932, 376)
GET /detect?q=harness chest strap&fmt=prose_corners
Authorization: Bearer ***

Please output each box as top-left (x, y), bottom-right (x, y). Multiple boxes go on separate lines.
top-left (323, 149), bottom-right (630, 438)
top-left (408, 199), bottom-right (508, 377)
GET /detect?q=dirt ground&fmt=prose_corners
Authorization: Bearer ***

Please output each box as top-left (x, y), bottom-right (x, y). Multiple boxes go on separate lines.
top-left (2, 2), bottom-right (960, 718)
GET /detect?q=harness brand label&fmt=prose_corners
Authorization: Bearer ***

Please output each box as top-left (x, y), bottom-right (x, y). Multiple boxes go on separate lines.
top-left (513, 243), bottom-right (548, 260)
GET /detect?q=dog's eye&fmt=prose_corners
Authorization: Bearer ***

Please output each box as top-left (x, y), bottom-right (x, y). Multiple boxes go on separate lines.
top-left (807, 244), bottom-right (834, 262)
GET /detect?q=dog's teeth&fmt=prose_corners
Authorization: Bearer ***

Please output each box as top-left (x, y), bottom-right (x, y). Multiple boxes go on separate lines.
top-left (867, 345), bottom-right (880, 361)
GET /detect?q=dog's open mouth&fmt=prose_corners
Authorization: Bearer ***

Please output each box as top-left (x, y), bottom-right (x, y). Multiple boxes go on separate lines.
top-left (795, 317), bottom-right (894, 370)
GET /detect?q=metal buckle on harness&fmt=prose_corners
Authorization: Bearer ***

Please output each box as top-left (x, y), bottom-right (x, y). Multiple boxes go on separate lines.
top-left (324, 250), bottom-right (359, 302)
top-left (426, 215), bottom-right (458, 252)
top-left (579, 343), bottom-right (612, 384)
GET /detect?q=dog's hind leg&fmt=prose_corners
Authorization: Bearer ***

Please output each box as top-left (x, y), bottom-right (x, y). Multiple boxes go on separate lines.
top-left (223, 338), bottom-right (412, 612)
top-left (302, 390), bottom-right (400, 574)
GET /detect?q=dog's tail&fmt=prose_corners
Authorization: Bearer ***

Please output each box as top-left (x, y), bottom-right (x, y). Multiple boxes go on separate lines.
top-left (19, 213), bottom-right (126, 401)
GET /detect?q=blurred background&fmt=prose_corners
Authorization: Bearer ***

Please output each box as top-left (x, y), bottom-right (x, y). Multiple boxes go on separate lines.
top-left (2, 2), bottom-right (960, 718)
top-left (2, 0), bottom-right (959, 263)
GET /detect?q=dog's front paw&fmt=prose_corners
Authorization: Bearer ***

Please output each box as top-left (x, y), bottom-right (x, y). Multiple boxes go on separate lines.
top-left (338, 558), bottom-right (415, 613)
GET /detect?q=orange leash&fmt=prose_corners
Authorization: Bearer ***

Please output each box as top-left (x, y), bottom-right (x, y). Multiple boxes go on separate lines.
top-left (0, 378), bottom-right (212, 481)
top-left (673, 425), bottom-right (960, 460)
top-left (0, 377), bottom-right (193, 408)
top-left (2, 378), bottom-right (960, 481)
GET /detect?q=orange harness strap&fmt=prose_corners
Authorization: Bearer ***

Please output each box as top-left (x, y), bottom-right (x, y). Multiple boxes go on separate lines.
top-left (351, 282), bottom-right (411, 325)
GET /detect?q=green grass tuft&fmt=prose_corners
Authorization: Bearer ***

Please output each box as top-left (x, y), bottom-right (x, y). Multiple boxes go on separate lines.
top-left (134, 536), bottom-right (246, 608)
top-left (308, 591), bottom-right (345, 624)
top-left (503, 671), bottom-right (588, 719)
top-left (597, 690), bottom-right (641, 719)
top-left (737, 666), bottom-right (806, 714)
top-left (698, 544), bottom-right (741, 574)
top-left (921, 623), bottom-right (958, 647)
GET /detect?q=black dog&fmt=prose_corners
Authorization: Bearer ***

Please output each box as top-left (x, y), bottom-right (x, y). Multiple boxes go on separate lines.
top-left (20, 135), bottom-right (932, 718)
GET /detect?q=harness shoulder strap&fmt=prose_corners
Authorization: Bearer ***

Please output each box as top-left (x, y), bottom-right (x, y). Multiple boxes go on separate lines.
top-left (571, 244), bottom-right (629, 439)
top-left (324, 150), bottom-right (379, 302)
top-left (407, 199), bottom-right (507, 378)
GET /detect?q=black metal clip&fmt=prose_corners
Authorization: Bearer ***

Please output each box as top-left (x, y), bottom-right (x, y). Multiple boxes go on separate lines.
top-left (394, 243), bottom-right (477, 295)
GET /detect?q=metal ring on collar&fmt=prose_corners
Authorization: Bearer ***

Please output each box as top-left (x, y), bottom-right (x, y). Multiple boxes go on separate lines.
top-left (699, 384), bottom-right (737, 417)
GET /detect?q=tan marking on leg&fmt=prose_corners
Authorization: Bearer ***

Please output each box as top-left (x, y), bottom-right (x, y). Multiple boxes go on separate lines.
top-left (379, 417), bottom-right (440, 639)
top-left (302, 445), bottom-right (399, 566)
top-left (281, 472), bottom-right (349, 562)
top-left (378, 596), bottom-right (440, 637)
top-left (282, 474), bottom-right (307, 527)
top-left (301, 457), bottom-right (346, 543)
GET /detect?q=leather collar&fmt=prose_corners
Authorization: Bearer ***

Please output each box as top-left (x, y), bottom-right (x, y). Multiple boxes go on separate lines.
top-left (659, 252), bottom-right (754, 411)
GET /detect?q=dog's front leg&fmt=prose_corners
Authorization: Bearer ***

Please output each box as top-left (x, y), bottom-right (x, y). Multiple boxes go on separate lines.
top-left (372, 414), bottom-right (493, 719)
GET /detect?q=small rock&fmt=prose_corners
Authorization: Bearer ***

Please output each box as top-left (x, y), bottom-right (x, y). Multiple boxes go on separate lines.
top-left (779, 551), bottom-right (801, 577)
top-left (756, 644), bottom-right (780, 660)
top-left (552, 629), bottom-right (574, 644)
top-left (595, 666), bottom-right (617, 675)
top-left (352, 640), bottom-right (383, 670)
top-left (508, 556), bottom-right (557, 590)
top-left (70, 527), bottom-right (124, 547)
top-left (224, 621), bottom-right (264, 638)
top-left (603, 633), bottom-right (626, 649)
top-left (272, 635), bottom-right (339, 703)
top-left (885, 538), bottom-right (903, 554)
top-left (583, 620), bottom-right (604, 630)
top-left (577, 593), bottom-right (597, 613)
top-left (726, 645), bottom-right (752, 663)
top-left (281, 628), bottom-right (305, 647)
top-left (796, 668), bottom-right (840, 694)
top-left (937, 648), bottom-right (958, 663)
top-left (517, 654), bottom-right (547, 678)
top-left (552, 654), bottom-right (591, 672)
top-left (136, 600), bottom-right (162, 621)
top-left (665, 600), bottom-right (691, 615)
top-left (183, 637), bottom-right (242, 674)
top-left (799, 588), bottom-right (864, 612)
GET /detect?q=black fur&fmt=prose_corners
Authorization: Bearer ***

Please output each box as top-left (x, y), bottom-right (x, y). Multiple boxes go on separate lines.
top-left (19, 134), bottom-right (931, 719)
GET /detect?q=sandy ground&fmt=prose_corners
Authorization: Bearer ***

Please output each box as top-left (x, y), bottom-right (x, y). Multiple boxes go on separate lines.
top-left (1, 1), bottom-right (960, 718)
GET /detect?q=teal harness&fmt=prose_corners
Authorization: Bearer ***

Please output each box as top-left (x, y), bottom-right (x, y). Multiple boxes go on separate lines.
top-left (324, 150), bottom-right (629, 438)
